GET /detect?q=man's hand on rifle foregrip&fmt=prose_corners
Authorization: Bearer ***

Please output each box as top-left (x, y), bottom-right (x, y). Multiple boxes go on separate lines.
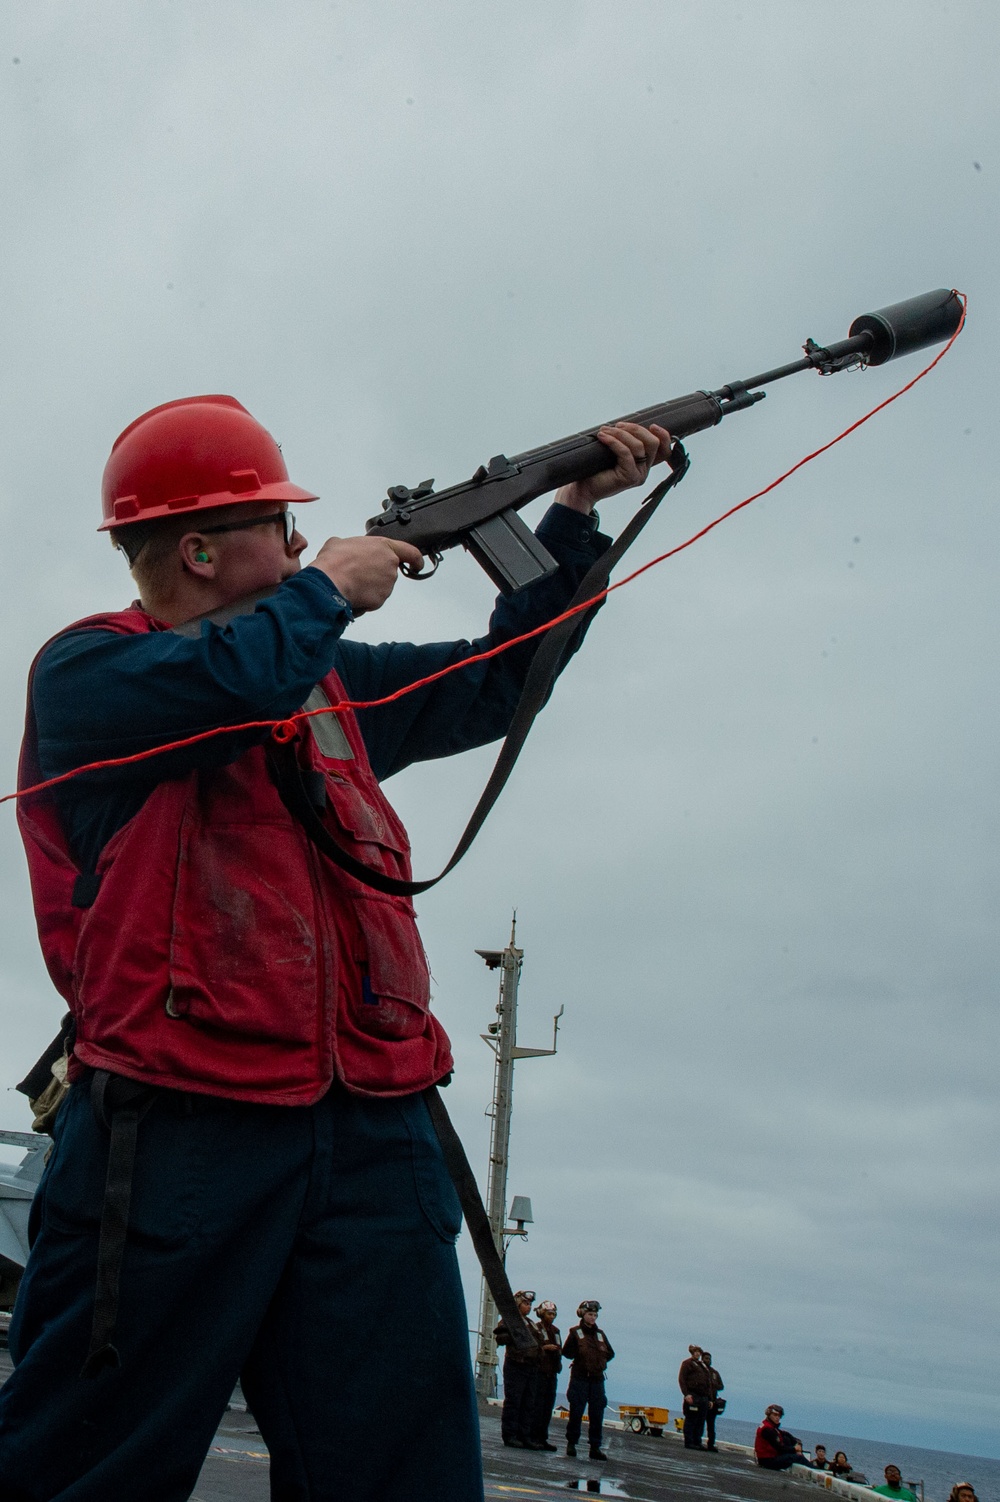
top-left (308, 535), bottom-right (425, 613)
top-left (555, 421), bottom-right (673, 515)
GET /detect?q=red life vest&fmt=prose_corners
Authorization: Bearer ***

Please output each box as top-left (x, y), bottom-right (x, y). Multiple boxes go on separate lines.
top-left (17, 608), bottom-right (453, 1105)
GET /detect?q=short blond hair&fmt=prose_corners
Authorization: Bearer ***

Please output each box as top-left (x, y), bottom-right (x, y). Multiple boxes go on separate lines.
top-left (109, 504), bottom-right (235, 597)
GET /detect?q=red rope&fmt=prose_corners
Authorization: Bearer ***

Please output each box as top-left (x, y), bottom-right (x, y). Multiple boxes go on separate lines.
top-left (4, 293), bottom-right (966, 808)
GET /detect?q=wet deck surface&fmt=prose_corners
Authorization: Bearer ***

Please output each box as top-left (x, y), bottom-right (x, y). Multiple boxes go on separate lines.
top-left (1, 1350), bottom-right (811, 1500)
top-left (191, 1406), bottom-right (813, 1501)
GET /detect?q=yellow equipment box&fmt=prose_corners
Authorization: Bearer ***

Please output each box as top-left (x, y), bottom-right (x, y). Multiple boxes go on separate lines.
top-left (618, 1405), bottom-right (670, 1435)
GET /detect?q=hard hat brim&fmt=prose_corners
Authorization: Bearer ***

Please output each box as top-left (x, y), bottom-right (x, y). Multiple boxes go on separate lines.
top-left (98, 480), bottom-right (319, 531)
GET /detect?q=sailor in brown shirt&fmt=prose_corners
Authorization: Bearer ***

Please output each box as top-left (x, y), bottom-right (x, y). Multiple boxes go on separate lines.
top-left (702, 1350), bottom-right (725, 1451)
top-left (561, 1300), bottom-right (615, 1461)
top-left (494, 1290), bottom-right (543, 1448)
top-left (529, 1300), bottom-right (562, 1450)
top-left (678, 1344), bottom-right (713, 1449)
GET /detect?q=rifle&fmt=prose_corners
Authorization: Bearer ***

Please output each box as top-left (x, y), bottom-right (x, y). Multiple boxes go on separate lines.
top-left (366, 289), bottom-right (962, 594)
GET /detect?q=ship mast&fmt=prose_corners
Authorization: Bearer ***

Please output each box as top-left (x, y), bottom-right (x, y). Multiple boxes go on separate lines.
top-left (473, 915), bottom-right (563, 1401)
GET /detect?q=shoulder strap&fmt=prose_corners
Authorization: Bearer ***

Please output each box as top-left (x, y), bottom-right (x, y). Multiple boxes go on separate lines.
top-left (273, 445), bottom-right (690, 896)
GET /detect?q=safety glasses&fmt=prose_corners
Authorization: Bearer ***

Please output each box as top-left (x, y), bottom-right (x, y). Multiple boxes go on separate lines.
top-left (198, 511), bottom-right (297, 546)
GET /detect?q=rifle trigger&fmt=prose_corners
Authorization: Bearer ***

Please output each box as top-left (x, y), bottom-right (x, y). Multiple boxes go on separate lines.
top-left (401, 551), bottom-right (442, 582)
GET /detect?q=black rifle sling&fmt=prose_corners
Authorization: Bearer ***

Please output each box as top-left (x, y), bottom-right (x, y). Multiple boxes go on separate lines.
top-left (270, 441), bottom-right (690, 898)
top-left (269, 452), bottom-right (687, 1340)
top-left (81, 1070), bottom-right (157, 1378)
top-left (423, 1085), bottom-right (538, 1355)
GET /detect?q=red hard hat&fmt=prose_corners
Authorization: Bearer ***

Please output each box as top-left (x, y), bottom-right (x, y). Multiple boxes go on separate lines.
top-left (100, 394), bottom-right (318, 531)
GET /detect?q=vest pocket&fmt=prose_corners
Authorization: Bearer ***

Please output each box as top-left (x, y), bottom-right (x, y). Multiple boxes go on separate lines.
top-left (348, 894), bottom-right (431, 1040)
top-left (323, 773), bottom-right (410, 857)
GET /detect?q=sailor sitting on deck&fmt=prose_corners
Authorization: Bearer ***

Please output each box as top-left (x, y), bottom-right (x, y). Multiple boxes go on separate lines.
top-left (754, 1404), bottom-right (804, 1470)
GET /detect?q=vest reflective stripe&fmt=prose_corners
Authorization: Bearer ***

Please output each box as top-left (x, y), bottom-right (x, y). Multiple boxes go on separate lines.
top-left (17, 608), bottom-right (452, 1104)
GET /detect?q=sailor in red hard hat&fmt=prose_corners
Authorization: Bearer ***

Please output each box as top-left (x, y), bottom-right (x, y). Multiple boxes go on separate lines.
top-left (1, 394), bottom-right (670, 1502)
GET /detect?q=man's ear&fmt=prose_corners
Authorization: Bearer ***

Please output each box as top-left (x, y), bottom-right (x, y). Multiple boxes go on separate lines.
top-left (180, 533), bottom-right (216, 578)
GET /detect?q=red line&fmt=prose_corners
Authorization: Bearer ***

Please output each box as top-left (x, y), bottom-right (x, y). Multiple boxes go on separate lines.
top-left (4, 293), bottom-right (966, 808)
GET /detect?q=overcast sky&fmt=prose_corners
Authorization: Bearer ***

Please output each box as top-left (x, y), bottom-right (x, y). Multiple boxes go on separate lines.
top-left (1, 0), bottom-right (997, 1461)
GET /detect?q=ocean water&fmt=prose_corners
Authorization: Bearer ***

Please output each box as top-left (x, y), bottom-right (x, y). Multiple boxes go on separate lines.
top-left (714, 1417), bottom-right (1000, 1502)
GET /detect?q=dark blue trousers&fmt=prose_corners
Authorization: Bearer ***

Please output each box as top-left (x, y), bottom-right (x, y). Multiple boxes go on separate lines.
top-left (499, 1360), bottom-right (537, 1444)
top-left (0, 1079), bottom-right (482, 1502)
top-left (683, 1398), bottom-right (709, 1447)
top-left (758, 1452), bottom-right (800, 1471)
top-left (565, 1377), bottom-right (606, 1453)
top-left (530, 1372), bottom-right (558, 1444)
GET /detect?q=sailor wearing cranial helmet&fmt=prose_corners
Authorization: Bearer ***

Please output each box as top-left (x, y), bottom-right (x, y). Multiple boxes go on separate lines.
top-left (562, 1301), bottom-right (615, 1461)
top-left (494, 1290), bottom-right (544, 1448)
top-left (529, 1299), bottom-right (563, 1450)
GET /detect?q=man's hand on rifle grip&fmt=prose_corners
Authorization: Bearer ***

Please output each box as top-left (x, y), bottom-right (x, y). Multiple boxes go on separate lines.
top-left (555, 421), bottom-right (673, 514)
top-left (308, 535), bottom-right (425, 613)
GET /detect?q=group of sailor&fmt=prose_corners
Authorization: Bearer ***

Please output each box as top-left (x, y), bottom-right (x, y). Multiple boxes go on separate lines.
top-left (495, 1293), bottom-right (615, 1462)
